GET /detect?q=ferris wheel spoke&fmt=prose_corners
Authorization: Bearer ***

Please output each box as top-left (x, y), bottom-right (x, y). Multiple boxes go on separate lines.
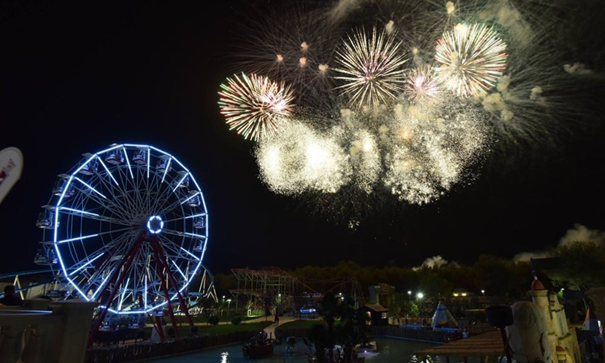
top-left (152, 175), bottom-right (169, 215)
top-left (96, 156), bottom-right (120, 187)
top-left (155, 195), bottom-right (189, 217)
top-left (56, 207), bottom-right (132, 227)
top-left (168, 258), bottom-right (188, 281)
top-left (82, 232), bottom-right (138, 283)
top-left (87, 233), bottom-right (143, 299)
top-left (72, 183), bottom-right (133, 223)
top-left (149, 174), bottom-right (181, 214)
top-left (156, 234), bottom-right (189, 261)
top-left (161, 228), bottom-right (206, 241)
top-left (93, 164), bottom-right (139, 220)
top-left (113, 164), bottom-right (143, 219)
top-left (68, 251), bottom-right (106, 277)
top-left (163, 212), bottom-right (207, 224)
top-left (113, 166), bottom-right (140, 217)
top-left (155, 237), bottom-right (183, 260)
top-left (122, 146), bottom-right (135, 179)
top-left (117, 277), bottom-right (131, 311)
top-left (157, 234), bottom-right (200, 262)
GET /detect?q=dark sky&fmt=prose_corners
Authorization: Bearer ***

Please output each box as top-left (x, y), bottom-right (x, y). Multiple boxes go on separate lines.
top-left (1, 1), bottom-right (604, 276)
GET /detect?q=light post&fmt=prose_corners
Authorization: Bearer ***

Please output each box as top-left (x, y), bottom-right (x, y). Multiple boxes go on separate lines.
top-left (227, 299), bottom-right (232, 316)
top-left (416, 292), bottom-right (424, 320)
top-left (481, 289), bottom-right (485, 296)
top-left (408, 290), bottom-right (412, 300)
top-left (278, 293), bottom-right (282, 315)
top-left (222, 295), bottom-right (226, 316)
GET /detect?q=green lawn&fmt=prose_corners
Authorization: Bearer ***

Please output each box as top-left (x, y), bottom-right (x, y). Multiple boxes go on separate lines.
top-left (275, 320), bottom-right (325, 334)
top-left (198, 322), bottom-right (271, 335)
top-left (191, 314), bottom-right (262, 324)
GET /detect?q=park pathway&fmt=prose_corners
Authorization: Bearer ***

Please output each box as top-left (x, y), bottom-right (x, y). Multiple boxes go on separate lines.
top-left (263, 315), bottom-right (296, 339)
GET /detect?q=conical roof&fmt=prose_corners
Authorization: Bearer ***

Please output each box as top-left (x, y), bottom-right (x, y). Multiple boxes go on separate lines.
top-left (582, 307), bottom-right (600, 332)
top-left (431, 300), bottom-right (458, 328)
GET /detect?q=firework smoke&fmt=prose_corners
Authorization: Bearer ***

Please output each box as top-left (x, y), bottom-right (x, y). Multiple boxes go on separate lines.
top-left (256, 121), bottom-right (352, 194)
top-left (383, 102), bottom-right (487, 204)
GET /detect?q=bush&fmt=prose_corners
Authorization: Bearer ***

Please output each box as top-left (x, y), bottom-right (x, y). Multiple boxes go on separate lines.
top-left (231, 316), bottom-right (242, 325)
top-left (190, 326), bottom-right (199, 335)
top-left (208, 315), bottom-right (220, 326)
top-left (166, 327), bottom-right (175, 338)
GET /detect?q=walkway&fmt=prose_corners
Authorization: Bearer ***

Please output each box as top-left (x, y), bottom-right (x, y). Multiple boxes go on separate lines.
top-left (263, 315), bottom-right (296, 339)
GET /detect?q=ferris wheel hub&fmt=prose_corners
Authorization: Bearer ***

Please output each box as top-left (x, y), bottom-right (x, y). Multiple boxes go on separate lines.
top-left (146, 215), bottom-right (164, 234)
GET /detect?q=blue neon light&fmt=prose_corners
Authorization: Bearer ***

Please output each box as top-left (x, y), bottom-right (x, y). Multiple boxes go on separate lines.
top-left (147, 215), bottom-right (164, 234)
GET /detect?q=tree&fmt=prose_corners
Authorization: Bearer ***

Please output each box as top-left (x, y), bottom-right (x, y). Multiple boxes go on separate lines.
top-left (549, 242), bottom-right (605, 290)
top-left (308, 292), bottom-right (369, 362)
top-left (207, 315), bottom-right (219, 326)
top-left (231, 315), bottom-right (242, 325)
top-left (402, 301), bottom-right (419, 317)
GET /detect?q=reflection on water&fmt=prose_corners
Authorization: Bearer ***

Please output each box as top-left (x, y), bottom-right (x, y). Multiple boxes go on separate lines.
top-left (151, 337), bottom-right (442, 363)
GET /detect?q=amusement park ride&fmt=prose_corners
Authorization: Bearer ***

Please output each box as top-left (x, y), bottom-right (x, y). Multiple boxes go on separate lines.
top-left (6, 143), bottom-right (218, 345)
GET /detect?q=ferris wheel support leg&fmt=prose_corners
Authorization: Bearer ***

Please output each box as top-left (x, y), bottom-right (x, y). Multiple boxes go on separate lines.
top-left (87, 235), bottom-right (145, 348)
top-left (154, 242), bottom-right (195, 328)
top-left (150, 241), bottom-right (181, 339)
top-left (148, 312), bottom-right (166, 341)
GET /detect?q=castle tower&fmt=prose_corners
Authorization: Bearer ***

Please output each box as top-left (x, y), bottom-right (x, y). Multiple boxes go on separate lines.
top-left (530, 279), bottom-right (559, 359)
top-left (530, 279), bottom-right (581, 363)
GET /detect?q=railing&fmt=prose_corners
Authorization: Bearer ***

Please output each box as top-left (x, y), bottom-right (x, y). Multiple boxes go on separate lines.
top-left (371, 325), bottom-right (463, 343)
top-left (0, 300), bottom-right (98, 363)
top-left (84, 331), bottom-right (256, 363)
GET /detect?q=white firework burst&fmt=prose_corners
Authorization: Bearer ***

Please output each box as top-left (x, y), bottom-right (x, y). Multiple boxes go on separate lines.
top-left (403, 65), bottom-right (441, 101)
top-left (334, 27), bottom-right (407, 109)
top-left (218, 73), bottom-right (294, 141)
top-left (435, 23), bottom-right (508, 97)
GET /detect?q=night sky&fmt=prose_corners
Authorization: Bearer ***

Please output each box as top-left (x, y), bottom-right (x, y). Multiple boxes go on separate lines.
top-left (1, 1), bottom-right (604, 276)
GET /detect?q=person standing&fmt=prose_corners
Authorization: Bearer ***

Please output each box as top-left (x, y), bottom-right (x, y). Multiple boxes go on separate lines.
top-left (275, 311), bottom-right (280, 326)
top-left (0, 285), bottom-right (24, 306)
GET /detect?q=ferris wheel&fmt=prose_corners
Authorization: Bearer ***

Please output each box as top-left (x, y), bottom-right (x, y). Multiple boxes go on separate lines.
top-left (36, 143), bottom-right (209, 317)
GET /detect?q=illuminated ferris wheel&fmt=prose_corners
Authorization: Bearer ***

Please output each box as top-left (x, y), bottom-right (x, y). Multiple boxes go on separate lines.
top-left (36, 143), bottom-right (209, 316)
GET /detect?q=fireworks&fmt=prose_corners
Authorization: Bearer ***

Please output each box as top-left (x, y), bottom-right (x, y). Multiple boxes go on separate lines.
top-left (348, 129), bottom-right (381, 193)
top-left (435, 23), bottom-right (508, 97)
top-left (216, 0), bottom-right (601, 218)
top-left (403, 65), bottom-right (441, 101)
top-left (256, 122), bottom-right (352, 194)
top-left (334, 27), bottom-right (407, 109)
top-left (218, 73), bottom-right (294, 141)
top-left (383, 103), bottom-right (487, 204)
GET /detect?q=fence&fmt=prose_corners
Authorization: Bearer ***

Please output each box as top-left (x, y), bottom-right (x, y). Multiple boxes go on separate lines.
top-left (84, 331), bottom-right (255, 363)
